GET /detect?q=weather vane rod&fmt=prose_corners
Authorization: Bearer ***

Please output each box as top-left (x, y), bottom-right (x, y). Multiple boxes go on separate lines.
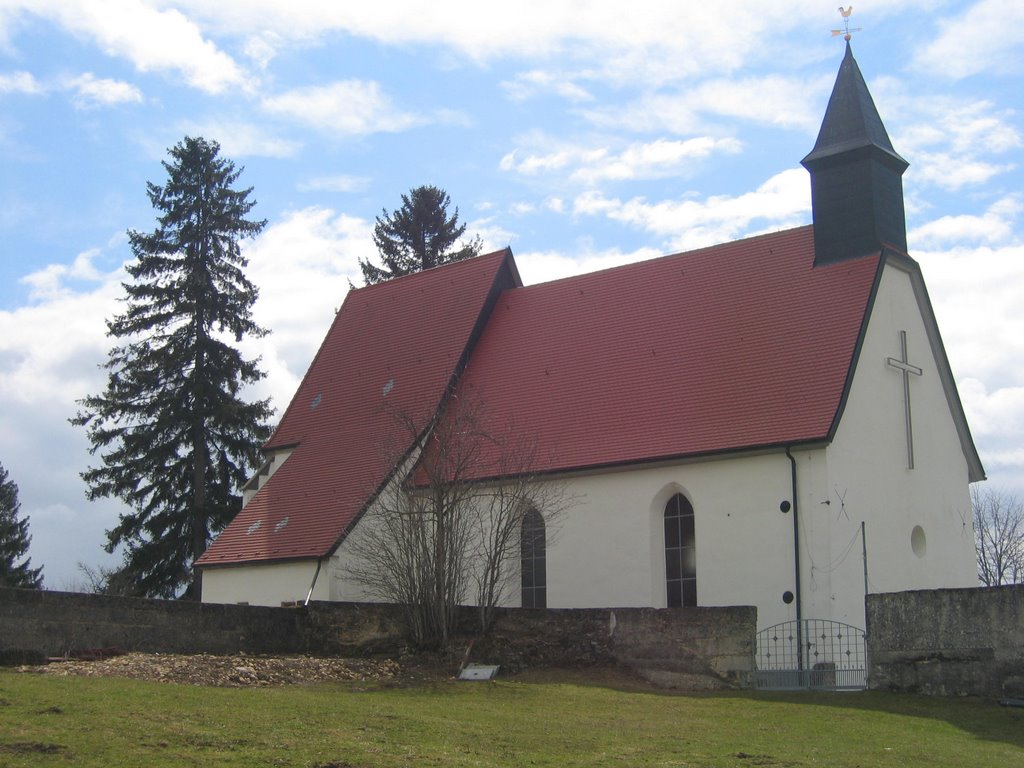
top-left (832, 6), bottom-right (862, 41)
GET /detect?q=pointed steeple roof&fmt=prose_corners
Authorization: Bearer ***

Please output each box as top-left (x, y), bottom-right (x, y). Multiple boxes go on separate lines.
top-left (802, 42), bottom-right (907, 170)
top-left (801, 42), bottom-right (909, 265)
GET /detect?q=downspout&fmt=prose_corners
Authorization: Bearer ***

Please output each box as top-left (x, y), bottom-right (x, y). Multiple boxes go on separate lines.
top-left (304, 558), bottom-right (323, 606)
top-left (785, 447), bottom-right (803, 675)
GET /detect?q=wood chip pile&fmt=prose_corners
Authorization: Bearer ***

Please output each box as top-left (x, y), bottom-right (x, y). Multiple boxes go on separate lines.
top-left (16, 652), bottom-right (400, 687)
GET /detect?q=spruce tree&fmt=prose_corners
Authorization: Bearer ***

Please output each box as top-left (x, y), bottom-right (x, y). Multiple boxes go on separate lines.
top-left (72, 136), bottom-right (273, 600)
top-left (0, 462), bottom-right (43, 589)
top-left (358, 185), bottom-right (481, 285)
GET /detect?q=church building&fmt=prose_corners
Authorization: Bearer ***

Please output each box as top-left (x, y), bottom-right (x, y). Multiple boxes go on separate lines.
top-left (198, 44), bottom-right (983, 634)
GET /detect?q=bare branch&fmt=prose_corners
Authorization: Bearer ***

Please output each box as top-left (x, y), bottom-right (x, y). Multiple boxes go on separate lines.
top-left (972, 485), bottom-right (1024, 586)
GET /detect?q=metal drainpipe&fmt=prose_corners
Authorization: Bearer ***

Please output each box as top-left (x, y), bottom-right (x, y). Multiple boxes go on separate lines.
top-left (785, 446), bottom-right (803, 674)
top-left (304, 558), bottom-right (323, 606)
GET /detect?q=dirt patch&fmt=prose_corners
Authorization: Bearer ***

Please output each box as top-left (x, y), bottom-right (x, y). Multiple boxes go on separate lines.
top-left (16, 652), bottom-right (401, 687)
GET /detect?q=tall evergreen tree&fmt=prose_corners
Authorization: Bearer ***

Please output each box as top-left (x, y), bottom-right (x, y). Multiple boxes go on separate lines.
top-left (358, 185), bottom-right (482, 285)
top-left (0, 462), bottom-right (43, 589)
top-left (72, 136), bottom-right (273, 600)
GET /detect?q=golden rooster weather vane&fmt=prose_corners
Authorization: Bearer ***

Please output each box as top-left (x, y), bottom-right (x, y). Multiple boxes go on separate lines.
top-left (832, 6), bottom-right (862, 41)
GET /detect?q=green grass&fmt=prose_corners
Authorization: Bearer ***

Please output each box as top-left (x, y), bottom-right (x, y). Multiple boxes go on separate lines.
top-left (1, 670), bottom-right (1022, 767)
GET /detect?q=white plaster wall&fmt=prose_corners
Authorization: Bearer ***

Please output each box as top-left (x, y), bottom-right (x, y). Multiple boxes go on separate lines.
top-left (821, 261), bottom-right (977, 628)
top-left (201, 559), bottom-right (326, 606)
top-left (542, 453), bottom-right (804, 627)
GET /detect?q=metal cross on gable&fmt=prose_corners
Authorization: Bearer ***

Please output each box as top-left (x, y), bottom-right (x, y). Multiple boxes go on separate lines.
top-left (886, 330), bottom-right (923, 470)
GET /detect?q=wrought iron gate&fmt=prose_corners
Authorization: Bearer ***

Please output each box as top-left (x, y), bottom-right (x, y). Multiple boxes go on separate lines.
top-left (753, 619), bottom-right (866, 691)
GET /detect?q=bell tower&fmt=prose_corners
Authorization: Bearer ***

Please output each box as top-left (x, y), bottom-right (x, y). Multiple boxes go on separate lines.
top-left (801, 42), bottom-right (909, 265)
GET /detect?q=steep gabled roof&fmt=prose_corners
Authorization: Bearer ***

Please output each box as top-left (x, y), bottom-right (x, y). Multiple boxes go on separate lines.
top-left (452, 226), bottom-right (882, 476)
top-left (197, 249), bottom-right (520, 567)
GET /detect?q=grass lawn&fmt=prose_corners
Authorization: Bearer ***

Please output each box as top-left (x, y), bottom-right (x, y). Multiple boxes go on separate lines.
top-left (1, 668), bottom-right (1022, 767)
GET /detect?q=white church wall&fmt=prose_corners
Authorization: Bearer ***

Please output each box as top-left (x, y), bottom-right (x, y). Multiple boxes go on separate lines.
top-left (819, 261), bottom-right (977, 628)
top-left (542, 453), bottom-right (802, 625)
top-left (201, 559), bottom-right (326, 606)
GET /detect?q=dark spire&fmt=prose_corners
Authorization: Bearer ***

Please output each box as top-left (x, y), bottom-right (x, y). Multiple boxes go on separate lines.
top-left (801, 42), bottom-right (909, 265)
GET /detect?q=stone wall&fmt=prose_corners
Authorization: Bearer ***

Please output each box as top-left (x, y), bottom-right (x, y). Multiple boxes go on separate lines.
top-left (0, 587), bottom-right (755, 685)
top-left (867, 585), bottom-right (1024, 698)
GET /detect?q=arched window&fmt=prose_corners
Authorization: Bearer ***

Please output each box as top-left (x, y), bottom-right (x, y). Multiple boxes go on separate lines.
top-left (664, 493), bottom-right (696, 607)
top-left (521, 508), bottom-right (546, 608)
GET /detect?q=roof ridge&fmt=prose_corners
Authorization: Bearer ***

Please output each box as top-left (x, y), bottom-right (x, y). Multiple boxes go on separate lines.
top-left (523, 225), bottom-right (813, 290)
top-left (352, 248), bottom-right (512, 294)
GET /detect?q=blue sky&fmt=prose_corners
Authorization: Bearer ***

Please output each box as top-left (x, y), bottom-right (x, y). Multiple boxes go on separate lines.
top-left (0, 1), bottom-right (1021, 589)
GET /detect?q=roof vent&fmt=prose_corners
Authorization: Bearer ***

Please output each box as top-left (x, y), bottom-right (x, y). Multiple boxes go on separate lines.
top-left (310, 393), bottom-right (322, 410)
top-left (274, 517), bottom-right (290, 533)
top-left (382, 378), bottom-right (395, 396)
top-left (246, 520), bottom-right (262, 535)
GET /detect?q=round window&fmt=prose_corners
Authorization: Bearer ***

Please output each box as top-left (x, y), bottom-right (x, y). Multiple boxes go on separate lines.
top-left (911, 525), bottom-right (927, 558)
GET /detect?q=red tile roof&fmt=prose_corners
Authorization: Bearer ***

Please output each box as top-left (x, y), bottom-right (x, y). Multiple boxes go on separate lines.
top-left (197, 249), bottom-right (519, 566)
top-left (453, 226), bottom-right (880, 476)
top-left (200, 228), bottom-right (882, 568)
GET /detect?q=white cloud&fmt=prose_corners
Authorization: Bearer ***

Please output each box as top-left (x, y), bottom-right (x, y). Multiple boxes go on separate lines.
top-left (501, 137), bottom-right (743, 187)
top-left (909, 196), bottom-right (1021, 249)
top-left (515, 244), bottom-right (664, 286)
top-left (20, 247), bottom-right (108, 301)
top-left (912, 152), bottom-right (1015, 193)
top-left (894, 99), bottom-right (1021, 193)
top-left (0, 208), bottom-right (374, 585)
top-left (918, 243), bottom-right (1024, 387)
top-left (582, 74), bottom-right (828, 135)
top-left (572, 168), bottom-right (810, 251)
top-left (0, 70), bottom-right (42, 94)
top-left (28, 0), bottom-right (247, 93)
top-left (914, 0), bottom-right (1024, 79)
top-left (261, 80), bottom-right (422, 136)
top-left (574, 137), bottom-right (743, 185)
top-left (502, 69), bottom-right (594, 103)
top-left (64, 72), bottom-right (142, 107)
top-left (297, 175), bottom-right (370, 194)
top-left (0, 250), bottom-right (128, 587)
top-left (178, 118), bottom-right (300, 158)
top-left (239, 206), bottom-right (375, 401)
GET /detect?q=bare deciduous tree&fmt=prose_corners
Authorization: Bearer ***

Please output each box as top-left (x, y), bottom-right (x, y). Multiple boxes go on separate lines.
top-left (345, 396), bottom-right (569, 649)
top-left (972, 486), bottom-right (1024, 586)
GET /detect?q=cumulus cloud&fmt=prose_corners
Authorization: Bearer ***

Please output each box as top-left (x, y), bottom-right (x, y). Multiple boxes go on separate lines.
top-left (24, 0), bottom-right (247, 93)
top-left (239, 206), bottom-right (375, 401)
top-left (583, 74), bottom-right (828, 135)
top-left (892, 98), bottom-right (1021, 193)
top-left (501, 137), bottom-right (743, 186)
top-left (64, 72), bottom-right (142, 107)
top-left (910, 196), bottom-right (1021, 249)
top-left (515, 244), bottom-right (665, 286)
top-left (918, 243), bottom-right (1024, 390)
top-left (0, 248), bottom-right (128, 584)
top-left (572, 168), bottom-right (810, 251)
top-left (913, 0), bottom-right (1024, 79)
top-left (170, 2), bottom-right (788, 74)
top-left (20, 247), bottom-right (109, 301)
top-left (296, 175), bottom-right (370, 194)
top-left (0, 206), bottom-right (374, 584)
top-left (0, 70), bottom-right (42, 95)
top-left (177, 118), bottom-right (300, 158)
top-left (261, 80), bottom-right (422, 137)
top-left (502, 69), bottom-right (595, 103)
